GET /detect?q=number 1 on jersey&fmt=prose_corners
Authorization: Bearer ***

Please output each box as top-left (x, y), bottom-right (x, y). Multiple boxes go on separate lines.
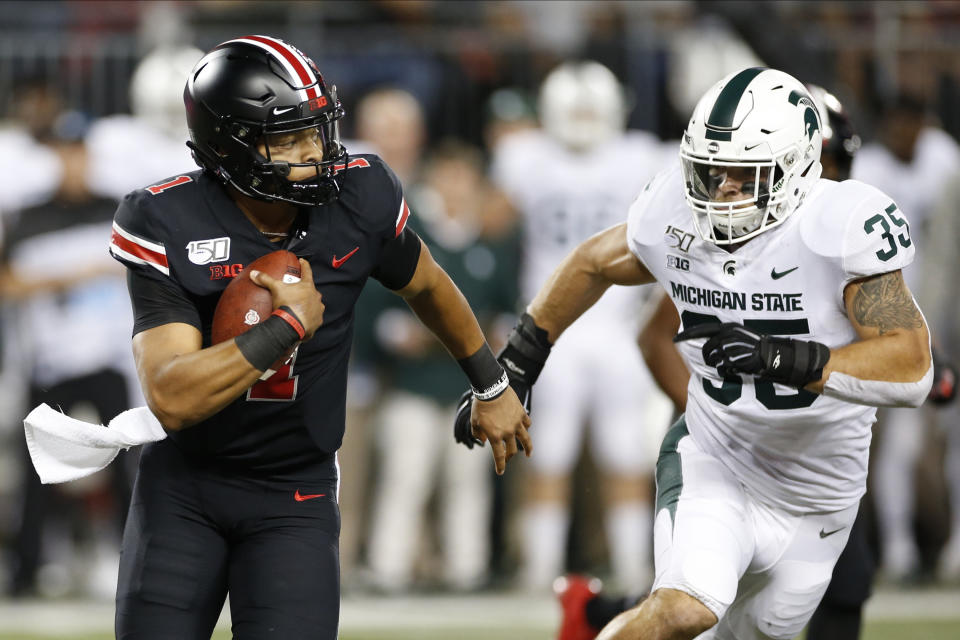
top-left (247, 354), bottom-right (299, 401)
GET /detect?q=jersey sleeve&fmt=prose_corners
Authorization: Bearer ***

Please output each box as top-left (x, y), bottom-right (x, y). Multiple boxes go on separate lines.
top-left (127, 268), bottom-right (201, 335)
top-left (625, 166), bottom-right (677, 270)
top-left (110, 188), bottom-right (201, 334)
top-left (802, 180), bottom-right (917, 305)
top-left (109, 191), bottom-right (171, 278)
top-left (360, 157), bottom-right (421, 290)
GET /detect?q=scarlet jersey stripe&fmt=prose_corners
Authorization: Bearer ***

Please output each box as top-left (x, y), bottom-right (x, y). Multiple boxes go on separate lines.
top-left (109, 222), bottom-right (169, 275)
top-left (395, 198), bottom-right (410, 237)
top-left (228, 35), bottom-right (319, 101)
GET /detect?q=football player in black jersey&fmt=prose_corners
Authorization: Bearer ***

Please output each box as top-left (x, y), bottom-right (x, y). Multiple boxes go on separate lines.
top-left (108, 35), bottom-right (530, 639)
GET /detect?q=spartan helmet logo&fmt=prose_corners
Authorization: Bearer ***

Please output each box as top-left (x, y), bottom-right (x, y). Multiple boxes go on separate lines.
top-left (723, 259), bottom-right (736, 276)
top-left (803, 106), bottom-right (821, 142)
top-left (789, 89), bottom-right (822, 142)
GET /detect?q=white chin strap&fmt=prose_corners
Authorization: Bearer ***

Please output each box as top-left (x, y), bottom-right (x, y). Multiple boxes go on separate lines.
top-left (822, 362), bottom-right (933, 408)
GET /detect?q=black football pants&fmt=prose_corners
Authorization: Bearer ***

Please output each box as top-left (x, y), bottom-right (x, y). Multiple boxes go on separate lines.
top-left (115, 440), bottom-right (340, 639)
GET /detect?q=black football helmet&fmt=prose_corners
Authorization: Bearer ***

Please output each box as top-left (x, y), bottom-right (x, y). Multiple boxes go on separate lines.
top-left (184, 35), bottom-right (347, 206)
top-left (806, 84), bottom-right (860, 181)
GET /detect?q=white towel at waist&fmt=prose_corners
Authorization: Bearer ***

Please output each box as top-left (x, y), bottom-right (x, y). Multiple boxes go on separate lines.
top-left (24, 403), bottom-right (167, 484)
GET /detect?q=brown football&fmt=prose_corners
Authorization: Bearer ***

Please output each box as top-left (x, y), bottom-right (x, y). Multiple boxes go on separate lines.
top-left (211, 250), bottom-right (302, 375)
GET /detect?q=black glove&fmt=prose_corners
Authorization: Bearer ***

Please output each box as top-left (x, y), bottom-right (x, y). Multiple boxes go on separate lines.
top-left (928, 348), bottom-right (958, 406)
top-left (453, 389), bottom-right (482, 449)
top-left (452, 313), bottom-right (553, 449)
top-left (674, 322), bottom-right (830, 388)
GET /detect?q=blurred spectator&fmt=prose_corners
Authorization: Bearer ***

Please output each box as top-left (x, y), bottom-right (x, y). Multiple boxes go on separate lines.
top-left (0, 78), bottom-right (63, 218)
top-left (491, 61), bottom-right (673, 593)
top-left (1, 114), bottom-right (137, 599)
top-left (918, 167), bottom-right (960, 584)
top-left (852, 93), bottom-right (960, 582)
top-left (482, 87), bottom-right (537, 154)
top-left (365, 140), bottom-right (520, 592)
top-left (84, 44), bottom-right (201, 200)
top-left (341, 86), bottom-right (431, 585)
top-left (354, 87), bottom-right (427, 186)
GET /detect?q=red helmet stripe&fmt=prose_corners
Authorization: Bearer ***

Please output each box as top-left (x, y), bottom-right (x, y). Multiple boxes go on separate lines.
top-left (228, 35), bottom-right (319, 101)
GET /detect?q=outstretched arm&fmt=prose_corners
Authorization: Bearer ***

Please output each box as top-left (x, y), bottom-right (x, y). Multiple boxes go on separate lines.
top-left (396, 239), bottom-right (531, 474)
top-left (808, 269), bottom-right (932, 404)
top-left (528, 223), bottom-right (655, 341)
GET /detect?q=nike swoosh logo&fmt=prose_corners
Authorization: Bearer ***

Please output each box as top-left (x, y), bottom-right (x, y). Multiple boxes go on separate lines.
top-left (273, 106), bottom-right (295, 115)
top-left (770, 266), bottom-right (799, 280)
top-left (744, 143), bottom-right (764, 151)
top-left (819, 527), bottom-right (845, 539)
top-left (332, 246), bottom-right (359, 268)
top-left (294, 490), bottom-right (326, 502)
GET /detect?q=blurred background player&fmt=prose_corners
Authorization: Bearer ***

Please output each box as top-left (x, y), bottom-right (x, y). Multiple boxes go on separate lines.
top-left (491, 60), bottom-right (673, 593)
top-left (84, 44), bottom-right (202, 200)
top-left (364, 140), bottom-right (520, 592)
top-left (553, 83), bottom-right (880, 640)
top-left (1, 112), bottom-right (137, 599)
top-left (853, 92), bottom-right (960, 583)
top-left (340, 86), bottom-right (430, 585)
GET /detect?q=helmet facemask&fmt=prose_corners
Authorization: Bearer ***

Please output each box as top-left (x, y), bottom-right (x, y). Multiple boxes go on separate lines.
top-left (680, 145), bottom-right (814, 244)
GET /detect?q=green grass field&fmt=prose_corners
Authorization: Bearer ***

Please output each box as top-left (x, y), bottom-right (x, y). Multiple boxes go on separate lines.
top-left (1, 621), bottom-right (959, 640)
top-left (1, 590), bottom-right (957, 639)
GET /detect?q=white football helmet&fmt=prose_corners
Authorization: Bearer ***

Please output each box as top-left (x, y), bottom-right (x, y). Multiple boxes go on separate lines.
top-left (538, 61), bottom-right (626, 152)
top-left (130, 45), bottom-right (204, 139)
top-left (679, 67), bottom-right (822, 244)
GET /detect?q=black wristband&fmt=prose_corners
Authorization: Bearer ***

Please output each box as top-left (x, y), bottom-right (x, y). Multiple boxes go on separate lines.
top-left (458, 342), bottom-right (508, 400)
top-left (235, 307), bottom-right (302, 371)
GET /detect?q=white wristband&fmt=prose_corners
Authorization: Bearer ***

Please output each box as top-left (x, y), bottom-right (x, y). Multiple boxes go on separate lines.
top-left (473, 370), bottom-right (510, 401)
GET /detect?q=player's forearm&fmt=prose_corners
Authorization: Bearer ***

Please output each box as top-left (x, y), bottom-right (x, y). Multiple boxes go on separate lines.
top-left (527, 247), bottom-right (613, 342)
top-left (529, 224), bottom-right (652, 342)
top-left (640, 339), bottom-right (690, 412)
top-left (137, 341), bottom-right (265, 431)
top-left (806, 328), bottom-right (932, 406)
top-left (403, 270), bottom-right (486, 360)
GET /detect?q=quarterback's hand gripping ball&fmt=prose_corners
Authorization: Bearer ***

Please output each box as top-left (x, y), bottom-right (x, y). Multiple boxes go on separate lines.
top-left (674, 321), bottom-right (831, 389)
top-left (211, 250), bottom-right (303, 378)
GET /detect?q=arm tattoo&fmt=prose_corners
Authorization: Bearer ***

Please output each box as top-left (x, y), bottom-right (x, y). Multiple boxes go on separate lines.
top-left (851, 271), bottom-right (923, 335)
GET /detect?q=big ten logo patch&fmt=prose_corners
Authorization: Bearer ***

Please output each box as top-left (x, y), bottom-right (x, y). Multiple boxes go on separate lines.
top-left (209, 263), bottom-right (244, 280)
top-left (309, 96), bottom-right (328, 111)
top-left (667, 254), bottom-right (690, 272)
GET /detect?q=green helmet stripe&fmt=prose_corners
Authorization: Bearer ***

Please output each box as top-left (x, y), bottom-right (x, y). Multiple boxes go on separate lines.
top-left (705, 67), bottom-right (766, 141)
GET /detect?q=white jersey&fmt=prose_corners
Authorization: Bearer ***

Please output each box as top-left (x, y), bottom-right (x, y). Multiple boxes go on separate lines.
top-left (627, 164), bottom-right (915, 514)
top-left (86, 114), bottom-right (196, 200)
top-left (493, 129), bottom-right (670, 333)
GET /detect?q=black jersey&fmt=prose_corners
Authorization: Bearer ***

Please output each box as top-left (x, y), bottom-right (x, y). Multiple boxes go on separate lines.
top-left (109, 155), bottom-right (419, 477)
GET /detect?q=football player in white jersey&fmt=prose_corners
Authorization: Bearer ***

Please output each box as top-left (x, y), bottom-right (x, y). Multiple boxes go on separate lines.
top-left (489, 61), bottom-right (673, 592)
top-left (461, 67), bottom-right (932, 640)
